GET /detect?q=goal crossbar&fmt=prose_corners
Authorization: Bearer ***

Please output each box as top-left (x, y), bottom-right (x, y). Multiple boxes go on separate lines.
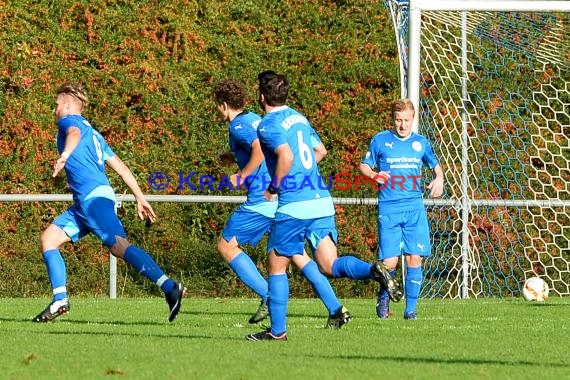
top-left (411, 0), bottom-right (570, 12)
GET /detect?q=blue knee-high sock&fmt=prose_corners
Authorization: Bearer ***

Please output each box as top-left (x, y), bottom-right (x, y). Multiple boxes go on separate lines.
top-left (331, 256), bottom-right (374, 280)
top-left (405, 266), bottom-right (423, 314)
top-left (43, 249), bottom-right (67, 301)
top-left (379, 269), bottom-right (397, 300)
top-left (123, 245), bottom-right (175, 293)
top-left (229, 252), bottom-right (268, 302)
top-left (301, 260), bottom-right (341, 315)
top-left (268, 274), bottom-right (288, 335)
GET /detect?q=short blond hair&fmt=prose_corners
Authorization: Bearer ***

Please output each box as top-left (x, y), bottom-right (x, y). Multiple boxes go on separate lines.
top-left (56, 81), bottom-right (89, 109)
top-left (392, 98), bottom-right (415, 116)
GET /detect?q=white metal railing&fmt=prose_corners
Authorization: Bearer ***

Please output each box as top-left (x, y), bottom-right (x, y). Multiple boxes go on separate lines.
top-left (0, 194), bottom-right (380, 298)
top-left (4, 194), bottom-right (569, 298)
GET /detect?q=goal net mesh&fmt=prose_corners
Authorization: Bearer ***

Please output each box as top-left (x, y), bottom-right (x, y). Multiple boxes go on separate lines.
top-left (384, 1), bottom-right (569, 298)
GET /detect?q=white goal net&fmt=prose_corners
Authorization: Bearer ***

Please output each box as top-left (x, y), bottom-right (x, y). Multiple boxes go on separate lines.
top-left (384, 0), bottom-right (570, 298)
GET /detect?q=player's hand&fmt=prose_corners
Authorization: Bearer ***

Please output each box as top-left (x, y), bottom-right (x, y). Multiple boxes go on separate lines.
top-left (427, 176), bottom-right (444, 198)
top-left (52, 156), bottom-right (67, 178)
top-left (230, 173), bottom-right (242, 188)
top-left (137, 199), bottom-right (157, 223)
top-left (263, 190), bottom-right (277, 202)
top-left (372, 171), bottom-right (390, 185)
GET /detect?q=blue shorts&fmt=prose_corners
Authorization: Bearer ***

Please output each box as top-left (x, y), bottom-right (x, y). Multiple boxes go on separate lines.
top-left (52, 197), bottom-right (126, 247)
top-left (267, 214), bottom-right (338, 257)
top-left (378, 208), bottom-right (431, 259)
top-left (222, 207), bottom-right (273, 247)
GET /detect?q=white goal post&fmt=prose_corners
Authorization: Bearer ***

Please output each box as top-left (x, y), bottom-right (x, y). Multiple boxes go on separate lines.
top-left (407, 0), bottom-right (570, 131)
top-left (386, 0), bottom-right (570, 298)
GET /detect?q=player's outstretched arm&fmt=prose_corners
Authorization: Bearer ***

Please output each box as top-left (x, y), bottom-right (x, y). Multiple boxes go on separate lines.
top-left (53, 126), bottom-right (81, 178)
top-left (358, 162), bottom-right (375, 178)
top-left (359, 162), bottom-right (390, 185)
top-left (106, 156), bottom-right (157, 223)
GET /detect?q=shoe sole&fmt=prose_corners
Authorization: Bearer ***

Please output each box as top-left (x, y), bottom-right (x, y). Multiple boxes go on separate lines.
top-left (374, 262), bottom-right (403, 303)
top-left (389, 286), bottom-right (403, 303)
top-left (248, 313), bottom-right (269, 324)
top-left (248, 305), bottom-right (269, 324)
top-left (246, 332), bottom-right (288, 341)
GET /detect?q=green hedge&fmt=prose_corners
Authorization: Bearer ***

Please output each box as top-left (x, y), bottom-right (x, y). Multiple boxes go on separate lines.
top-left (0, 0), bottom-right (399, 298)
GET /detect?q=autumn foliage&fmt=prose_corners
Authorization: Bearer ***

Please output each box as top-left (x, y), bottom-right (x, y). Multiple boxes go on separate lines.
top-left (0, 1), bottom-right (401, 297)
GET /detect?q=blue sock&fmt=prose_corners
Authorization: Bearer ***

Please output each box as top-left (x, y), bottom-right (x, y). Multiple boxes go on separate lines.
top-left (268, 274), bottom-right (288, 335)
top-left (331, 256), bottom-right (374, 280)
top-left (229, 252), bottom-right (268, 302)
top-left (301, 260), bottom-right (341, 315)
top-left (379, 269), bottom-right (397, 300)
top-left (123, 245), bottom-right (175, 293)
top-left (405, 266), bottom-right (423, 314)
top-left (43, 249), bottom-right (67, 301)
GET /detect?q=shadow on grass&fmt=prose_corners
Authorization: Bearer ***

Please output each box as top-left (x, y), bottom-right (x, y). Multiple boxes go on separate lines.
top-left (524, 302), bottom-right (570, 307)
top-left (0, 317), bottom-right (170, 327)
top-left (41, 330), bottom-right (241, 341)
top-left (182, 309), bottom-right (323, 319)
top-left (305, 353), bottom-right (570, 368)
top-left (0, 317), bottom-right (243, 341)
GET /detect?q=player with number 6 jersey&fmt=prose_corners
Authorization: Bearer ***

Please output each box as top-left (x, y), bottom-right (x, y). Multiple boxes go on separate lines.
top-left (258, 104), bottom-right (334, 217)
top-left (214, 79), bottom-right (354, 327)
top-left (246, 71), bottom-right (401, 341)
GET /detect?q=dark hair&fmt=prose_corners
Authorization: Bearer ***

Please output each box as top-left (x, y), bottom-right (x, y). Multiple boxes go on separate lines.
top-left (213, 79), bottom-right (247, 110)
top-left (258, 70), bottom-right (289, 106)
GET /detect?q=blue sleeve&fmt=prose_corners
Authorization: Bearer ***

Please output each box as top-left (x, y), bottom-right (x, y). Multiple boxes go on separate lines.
top-left (309, 126), bottom-right (322, 148)
top-left (257, 121), bottom-right (287, 152)
top-left (361, 135), bottom-right (379, 169)
top-left (57, 117), bottom-right (76, 134)
top-left (422, 140), bottom-right (439, 169)
top-left (93, 130), bottom-right (115, 161)
top-left (102, 142), bottom-right (115, 161)
top-left (232, 123), bottom-right (257, 147)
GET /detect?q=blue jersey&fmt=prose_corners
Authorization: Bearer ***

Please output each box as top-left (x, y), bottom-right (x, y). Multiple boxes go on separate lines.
top-left (229, 111), bottom-right (276, 217)
top-left (257, 106), bottom-right (334, 219)
top-left (361, 130), bottom-right (439, 215)
top-left (57, 115), bottom-right (115, 203)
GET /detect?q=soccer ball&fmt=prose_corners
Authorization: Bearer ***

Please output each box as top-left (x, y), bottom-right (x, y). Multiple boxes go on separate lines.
top-left (522, 276), bottom-right (549, 302)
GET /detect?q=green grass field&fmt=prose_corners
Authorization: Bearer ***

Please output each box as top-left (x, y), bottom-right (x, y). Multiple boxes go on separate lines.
top-left (1, 297), bottom-right (568, 380)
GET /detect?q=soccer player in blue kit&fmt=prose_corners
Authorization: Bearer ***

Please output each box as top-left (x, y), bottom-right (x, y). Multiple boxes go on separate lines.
top-left (214, 79), bottom-right (271, 324)
top-left (34, 81), bottom-right (185, 322)
top-left (214, 79), bottom-right (353, 328)
top-left (359, 98), bottom-right (444, 320)
top-left (246, 71), bottom-right (402, 341)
